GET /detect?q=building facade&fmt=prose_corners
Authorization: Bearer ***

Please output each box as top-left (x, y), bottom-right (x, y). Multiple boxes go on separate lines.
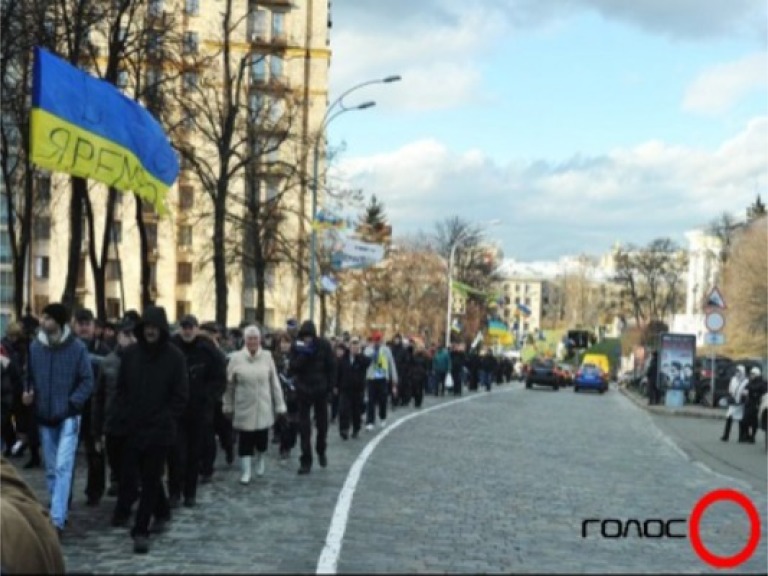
top-left (22, 0), bottom-right (331, 327)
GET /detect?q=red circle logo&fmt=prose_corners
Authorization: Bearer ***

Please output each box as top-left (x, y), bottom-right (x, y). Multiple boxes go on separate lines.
top-left (689, 488), bottom-right (761, 569)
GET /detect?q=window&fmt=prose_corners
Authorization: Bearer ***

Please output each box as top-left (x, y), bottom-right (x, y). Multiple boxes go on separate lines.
top-left (0, 271), bottom-right (13, 305)
top-left (34, 256), bottom-right (49, 279)
top-left (265, 265), bottom-right (275, 288)
top-left (177, 225), bottom-right (192, 247)
top-left (117, 69), bottom-right (129, 89)
top-left (265, 179), bottom-right (279, 201)
top-left (183, 31), bottom-right (198, 54)
top-left (77, 255), bottom-right (87, 288)
top-left (177, 262), bottom-right (192, 284)
top-left (112, 221), bottom-right (122, 243)
top-left (146, 67), bottom-right (161, 94)
top-left (269, 97), bottom-right (284, 123)
top-left (525, 297), bottom-right (531, 306)
top-left (514, 297), bottom-right (520, 305)
top-left (179, 186), bottom-right (195, 210)
top-left (148, 0), bottom-right (163, 17)
top-left (118, 26), bottom-right (128, 42)
top-left (269, 55), bottom-right (283, 80)
top-left (272, 11), bottom-right (285, 38)
top-left (184, 0), bottom-right (199, 16)
top-left (106, 298), bottom-right (121, 319)
top-left (243, 268), bottom-right (256, 290)
top-left (183, 71), bottom-right (198, 92)
top-left (148, 31), bottom-right (163, 54)
top-left (34, 217), bottom-right (51, 240)
top-left (106, 259), bottom-right (121, 281)
top-left (243, 307), bottom-right (257, 323)
top-left (266, 137), bottom-right (279, 163)
top-left (251, 57), bottom-right (266, 83)
top-left (249, 93), bottom-right (264, 118)
top-left (149, 262), bottom-right (158, 290)
top-left (0, 231), bottom-right (11, 264)
top-left (37, 176), bottom-right (51, 203)
top-left (515, 284), bottom-right (520, 293)
top-left (145, 223), bottom-right (158, 250)
top-left (175, 300), bottom-right (191, 320)
top-left (250, 9), bottom-right (267, 38)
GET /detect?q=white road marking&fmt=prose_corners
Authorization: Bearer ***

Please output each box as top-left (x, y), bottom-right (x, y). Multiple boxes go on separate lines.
top-left (315, 387), bottom-right (520, 574)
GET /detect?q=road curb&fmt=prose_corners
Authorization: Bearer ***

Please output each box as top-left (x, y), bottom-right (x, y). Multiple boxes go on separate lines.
top-left (618, 385), bottom-right (727, 420)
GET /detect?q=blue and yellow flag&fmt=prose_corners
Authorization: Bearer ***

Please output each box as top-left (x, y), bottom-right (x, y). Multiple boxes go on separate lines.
top-left (30, 47), bottom-right (178, 214)
top-left (487, 319), bottom-right (508, 337)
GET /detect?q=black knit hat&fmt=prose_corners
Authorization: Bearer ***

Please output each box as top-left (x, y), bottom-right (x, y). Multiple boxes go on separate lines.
top-left (42, 303), bottom-right (71, 329)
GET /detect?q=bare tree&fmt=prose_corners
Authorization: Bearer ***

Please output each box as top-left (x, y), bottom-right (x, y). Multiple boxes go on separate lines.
top-left (708, 211), bottom-right (740, 270)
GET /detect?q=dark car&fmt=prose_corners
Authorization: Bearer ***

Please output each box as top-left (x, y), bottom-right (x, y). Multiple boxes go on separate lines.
top-left (695, 357), bottom-right (764, 408)
top-left (526, 359), bottom-right (560, 391)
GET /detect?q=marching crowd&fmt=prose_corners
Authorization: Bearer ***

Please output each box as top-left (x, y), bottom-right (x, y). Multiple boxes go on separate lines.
top-left (0, 303), bottom-right (516, 556)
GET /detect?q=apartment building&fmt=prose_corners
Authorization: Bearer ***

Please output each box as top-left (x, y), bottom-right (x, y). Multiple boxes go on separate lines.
top-left (23, 0), bottom-right (331, 327)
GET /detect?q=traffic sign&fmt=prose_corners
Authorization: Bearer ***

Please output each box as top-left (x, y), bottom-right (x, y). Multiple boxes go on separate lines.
top-left (705, 286), bottom-right (727, 310)
top-left (705, 311), bottom-right (725, 333)
top-left (704, 333), bottom-right (725, 346)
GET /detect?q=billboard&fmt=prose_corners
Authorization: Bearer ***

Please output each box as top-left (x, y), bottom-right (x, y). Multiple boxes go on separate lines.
top-left (658, 333), bottom-right (696, 391)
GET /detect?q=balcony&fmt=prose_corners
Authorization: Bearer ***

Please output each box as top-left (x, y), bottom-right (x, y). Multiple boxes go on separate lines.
top-left (254, 0), bottom-right (294, 8)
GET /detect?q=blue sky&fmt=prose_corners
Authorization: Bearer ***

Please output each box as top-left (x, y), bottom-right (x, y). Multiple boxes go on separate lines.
top-left (325, 0), bottom-right (767, 261)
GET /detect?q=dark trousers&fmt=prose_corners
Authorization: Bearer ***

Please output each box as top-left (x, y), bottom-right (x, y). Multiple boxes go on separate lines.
top-left (451, 368), bottom-right (464, 396)
top-left (366, 379), bottom-right (389, 424)
top-left (237, 428), bottom-right (268, 456)
top-left (278, 398), bottom-right (299, 455)
top-left (297, 388), bottom-right (328, 468)
top-left (75, 404), bottom-right (105, 503)
top-left (411, 377), bottom-right (425, 408)
top-left (339, 388), bottom-right (363, 435)
top-left (434, 371), bottom-right (447, 396)
top-left (744, 406), bottom-right (759, 440)
top-left (167, 416), bottom-right (202, 501)
top-left (721, 416), bottom-right (747, 441)
top-left (1, 408), bottom-right (17, 452)
top-left (106, 434), bottom-right (126, 487)
top-left (202, 402), bottom-right (234, 475)
top-left (115, 440), bottom-right (170, 537)
top-left (330, 392), bottom-right (339, 422)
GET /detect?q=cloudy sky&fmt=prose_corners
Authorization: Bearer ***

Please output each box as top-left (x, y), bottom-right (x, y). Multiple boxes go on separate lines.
top-left (325, 0), bottom-right (767, 260)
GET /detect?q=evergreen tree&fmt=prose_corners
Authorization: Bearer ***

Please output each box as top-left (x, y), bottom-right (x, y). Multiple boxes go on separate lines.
top-left (747, 194), bottom-right (766, 222)
top-left (360, 194), bottom-right (388, 227)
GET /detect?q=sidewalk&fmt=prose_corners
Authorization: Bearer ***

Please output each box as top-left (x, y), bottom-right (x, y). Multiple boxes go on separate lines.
top-left (618, 384), bottom-right (727, 420)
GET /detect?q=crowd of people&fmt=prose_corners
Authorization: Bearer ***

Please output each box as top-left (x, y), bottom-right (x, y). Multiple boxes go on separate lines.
top-left (0, 303), bottom-right (517, 556)
top-left (720, 364), bottom-right (766, 444)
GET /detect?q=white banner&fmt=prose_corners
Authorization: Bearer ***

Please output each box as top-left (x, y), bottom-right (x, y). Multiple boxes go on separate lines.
top-left (331, 237), bottom-right (385, 270)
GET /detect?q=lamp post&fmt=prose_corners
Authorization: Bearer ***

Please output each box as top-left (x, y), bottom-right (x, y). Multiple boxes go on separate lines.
top-left (444, 220), bottom-right (501, 347)
top-left (308, 75), bottom-right (401, 324)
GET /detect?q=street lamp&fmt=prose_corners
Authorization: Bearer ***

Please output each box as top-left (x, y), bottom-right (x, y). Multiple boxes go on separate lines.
top-left (308, 75), bottom-right (401, 324)
top-left (445, 219), bottom-right (501, 347)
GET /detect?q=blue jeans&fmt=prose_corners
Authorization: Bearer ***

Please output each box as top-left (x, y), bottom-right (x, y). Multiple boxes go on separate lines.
top-left (479, 370), bottom-right (491, 391)
top-left (39, 416), bottom-right (81, 529)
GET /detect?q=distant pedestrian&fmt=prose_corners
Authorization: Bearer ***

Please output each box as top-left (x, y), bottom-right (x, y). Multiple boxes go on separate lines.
top-left (111, 306), bottom-right (188, 554)
top-left (408, 341), bottom-right (431, 408)
top-left (431, 345), bottom-right (451, 396)
top-left (224, 325), bottom-right (286, 484)
top-left (743, 367), bottom-right (766, 443)
top-left (289, 320), bottom-right (335, 475)
top-left (646, 351), bottom-right (660, 405)
top-left (336, 336), bottom-right (371, 439)
top-left (720, 365), bottom-right (749, 442)
top-left (273, 331), bottom-right (299, 462)
top-left (363, 331), bottom-right (398, 429)
top-left (23, 303), bottom-right (94, 538)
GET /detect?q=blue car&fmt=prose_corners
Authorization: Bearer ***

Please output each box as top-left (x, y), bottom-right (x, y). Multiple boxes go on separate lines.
top-left (574, 363), bottom-right (608, 394)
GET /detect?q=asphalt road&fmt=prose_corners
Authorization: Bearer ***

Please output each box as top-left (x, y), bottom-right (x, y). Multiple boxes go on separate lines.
top-left (11, 381), bottom-right (768, 574)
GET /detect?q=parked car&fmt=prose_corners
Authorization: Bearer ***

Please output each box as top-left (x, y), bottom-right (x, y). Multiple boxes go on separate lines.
top-left (525, 359), bottom-right (561, 391)
top-left (574, 363), bottom-right (608, 394)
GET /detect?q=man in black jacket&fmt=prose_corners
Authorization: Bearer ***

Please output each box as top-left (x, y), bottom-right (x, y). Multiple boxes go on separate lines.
top-left (111, 306), bottom-right (188, 554)
top-left (335, 336), bottom-right (371, 440)
top-left (289, 320), bottom-right (335, 475)
top-left (168, 315), bottom-right (226, 507)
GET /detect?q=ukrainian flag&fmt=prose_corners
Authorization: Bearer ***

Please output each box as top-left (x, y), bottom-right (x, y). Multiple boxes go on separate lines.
top-left (487, 319), bottom-right (508, 337)
top-left (30, 47), bottom-right (178, 213)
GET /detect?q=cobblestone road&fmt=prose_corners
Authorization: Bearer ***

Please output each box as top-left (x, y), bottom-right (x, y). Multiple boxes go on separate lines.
top-left (13, 382), bottom-right (768, 574)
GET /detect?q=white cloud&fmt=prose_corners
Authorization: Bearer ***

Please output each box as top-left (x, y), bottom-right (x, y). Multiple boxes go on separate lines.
top-left (683, 53), bottom-right (768, 115)
top-left (335, 117), bottom-right (768, 259)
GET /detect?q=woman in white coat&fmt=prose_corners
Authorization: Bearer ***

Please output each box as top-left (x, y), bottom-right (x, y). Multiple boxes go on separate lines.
top-left (224, 325), bottom-right (286, 484)
top-left (720, 365), bottom-right (749, 442)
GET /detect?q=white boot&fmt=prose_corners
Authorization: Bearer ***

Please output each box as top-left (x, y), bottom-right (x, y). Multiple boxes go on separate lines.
top-left (239, 456), bottom-right (252, 485)
top-left (255, 453), bottom-right (265, 477)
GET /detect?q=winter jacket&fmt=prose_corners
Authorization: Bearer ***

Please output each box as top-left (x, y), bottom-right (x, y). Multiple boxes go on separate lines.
top-left (0, 457), bottom-right (65, 574)
top-left (27, 327), bottom-right (94, 427)
top-left (0, 355), bottom-right (20, 417)
top-left (289, 321), bottom-right (336, 395)
top-left (408, 350), bottom-right (431, 386)
top-left (364, 344), bottom-right (399, 384)
top-left (171, 334), bottom-right (227, 420)
top-left (91, 347), bottom-right (129, 438)
top-left (726, 372), bottom-right (749, 421)
top-left (337, 350), bottom-right (371, 393)
top-left (224, 347), bottom-right (286, 431)
top-left (116, 306), bottom-right (188, 447)
top-left (432, 348), bottom-right (451, 374)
